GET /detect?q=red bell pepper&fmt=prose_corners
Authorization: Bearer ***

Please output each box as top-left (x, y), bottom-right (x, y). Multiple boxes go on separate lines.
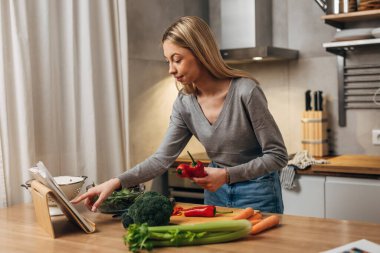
top-left (176, 164), bottom-right (190, 178)
top-left (189, 161), bottom-right (207, 178)
top-left (184, 205), bottom-right (233, 217)
top-left (175, 151), bottom-right (207, 178)
top-left (172, 206), bottom-right (184, 216)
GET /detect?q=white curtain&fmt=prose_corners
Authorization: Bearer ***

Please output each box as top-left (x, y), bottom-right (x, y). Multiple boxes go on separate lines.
top-left (0, 136), bottom-right (6, 207)
top-left (0, 0), bottom-right (129, 206)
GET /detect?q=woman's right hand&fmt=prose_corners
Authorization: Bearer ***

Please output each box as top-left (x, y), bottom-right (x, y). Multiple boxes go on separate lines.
top-left (71, 178), bottom-right (121, 212)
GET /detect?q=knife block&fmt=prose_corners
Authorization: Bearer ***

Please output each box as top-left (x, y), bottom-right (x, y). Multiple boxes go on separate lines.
top-left (301, 111), bottom-right (328, 157)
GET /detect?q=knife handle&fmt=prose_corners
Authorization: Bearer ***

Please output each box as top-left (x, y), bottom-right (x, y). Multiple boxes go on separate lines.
top-left (305, 90), bottom-right (312, 111)
top-left (314, 91), bottom-right (323, 111)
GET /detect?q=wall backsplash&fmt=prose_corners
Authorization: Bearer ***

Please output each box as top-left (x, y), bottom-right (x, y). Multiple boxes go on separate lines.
top-left (127, 0), bottom-right (380, 191)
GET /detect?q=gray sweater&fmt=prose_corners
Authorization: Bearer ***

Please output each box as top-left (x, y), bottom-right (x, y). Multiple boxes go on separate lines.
top-left (118, 77), bottom-right (288, 188)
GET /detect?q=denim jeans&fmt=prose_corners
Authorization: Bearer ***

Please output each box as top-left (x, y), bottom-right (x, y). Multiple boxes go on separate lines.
top-left (204, 161), bottom-right (284, 213)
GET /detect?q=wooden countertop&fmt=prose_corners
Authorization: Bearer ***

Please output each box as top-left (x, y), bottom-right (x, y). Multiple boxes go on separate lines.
top-left (307, 155), bottom-right (380, 174)
top-left (1, 203), bottom-right (380, 253)
top-left (175, 154), bottom-right (380, 178)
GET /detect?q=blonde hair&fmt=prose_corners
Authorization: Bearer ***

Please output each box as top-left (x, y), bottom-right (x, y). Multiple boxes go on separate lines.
top-left (162, 16), bottom-right (256, 94)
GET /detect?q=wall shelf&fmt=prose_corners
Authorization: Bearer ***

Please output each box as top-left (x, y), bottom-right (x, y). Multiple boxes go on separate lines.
top-left (321, 10), bottom-right (380, 127)
top-left (321, 10), bottom-right (380, 29)
top-left (323, 38), bottom-right (380, 56)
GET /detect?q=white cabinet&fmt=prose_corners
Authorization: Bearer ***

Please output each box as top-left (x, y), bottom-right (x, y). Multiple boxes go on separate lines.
top-left (282, 175), bottom-right (325, 218)
top-left (282, 174), bottom-right (380, 223)
top-left (325, 176), bottom-right (380, 224)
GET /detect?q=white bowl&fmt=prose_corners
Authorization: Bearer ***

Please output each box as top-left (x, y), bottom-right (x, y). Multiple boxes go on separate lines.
top-left (21, 176), bottom-right (87, 205)
top-left (54, 176), bottom-right (87, 200)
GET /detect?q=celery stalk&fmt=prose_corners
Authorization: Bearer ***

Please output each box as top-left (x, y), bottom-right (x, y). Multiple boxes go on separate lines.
top-left (124, 220), bottom-right (252, 253)
top-left (148, 219), bottom-right (251, 233)
top-left (150, 228), bottom-right (251, 247)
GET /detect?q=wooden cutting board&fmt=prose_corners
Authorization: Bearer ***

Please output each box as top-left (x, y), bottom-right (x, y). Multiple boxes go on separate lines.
top-left (170, 203), bottom-right (250, 225)
top-left (312, 155), bottom-right (380, 175)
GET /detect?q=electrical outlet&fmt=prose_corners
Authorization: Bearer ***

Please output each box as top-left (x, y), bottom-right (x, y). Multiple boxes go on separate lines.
top-left (373, 129), bottom-right (380, 145)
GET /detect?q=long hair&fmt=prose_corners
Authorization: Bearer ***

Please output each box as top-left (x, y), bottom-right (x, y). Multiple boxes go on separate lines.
top-left (162, 16), bottom-right (256, 94)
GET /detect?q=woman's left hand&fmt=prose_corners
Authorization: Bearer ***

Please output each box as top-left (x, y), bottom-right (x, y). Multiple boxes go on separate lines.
top-left (192, 167), bottom-right (227, 192)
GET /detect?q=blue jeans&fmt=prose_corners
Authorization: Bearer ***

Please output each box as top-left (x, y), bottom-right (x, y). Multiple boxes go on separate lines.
top-left (204, 161), bottom-right (284, 213)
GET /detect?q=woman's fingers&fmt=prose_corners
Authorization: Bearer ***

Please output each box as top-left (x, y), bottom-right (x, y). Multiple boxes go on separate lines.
top-left (192, 177), bottom-right (212, 190)
top-left (72, 178), bottom-right (120, 212)
top-left (91, 193), bottom-right (107, 212)
top-left (71, 191), bottom-right (92, 204)
top-left (70, 186), bottom-right (101, 211)
top-left (192, 176), bottom-right (207, 184)
top-left (193, 168), bottom-right (225, 192)
top-left (83, 197), bottom-right (94, 211)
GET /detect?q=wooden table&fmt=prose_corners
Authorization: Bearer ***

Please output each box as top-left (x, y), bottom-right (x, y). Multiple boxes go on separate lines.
top-left (1, 203), bottom-right (380, 253)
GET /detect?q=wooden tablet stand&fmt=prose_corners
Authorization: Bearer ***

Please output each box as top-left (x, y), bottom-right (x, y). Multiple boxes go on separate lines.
top-left (30, 180), bottom-right (95, 238)
top-left (30, 180), bottom-right (56, 237)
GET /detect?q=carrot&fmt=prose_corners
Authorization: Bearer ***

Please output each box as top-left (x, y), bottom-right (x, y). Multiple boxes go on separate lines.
top-left (247, 212), bottom-right (262, 224)
top-left (250, 215), bottom-right (280, 235)
top-left (249, 219), bottom-right (262, 226)
top-left (231, 207), bottom-right (255, 220)
top-left (247, 212), bottom-right (263, 226)
top-left (250, 212), bottom-right (263, 220)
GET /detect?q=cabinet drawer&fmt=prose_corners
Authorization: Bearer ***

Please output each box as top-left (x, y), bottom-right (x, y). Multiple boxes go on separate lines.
top-left (325, 176), bottom-right (380, 224)
top-left (282, 175), bottom-right (325, 218)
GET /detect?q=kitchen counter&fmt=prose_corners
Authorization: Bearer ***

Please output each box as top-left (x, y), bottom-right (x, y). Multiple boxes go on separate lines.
top-left (297, 155), bottom-right (380, 178)
top-left (1, 203), bottom-right (380, 253)
top-left (174, 153), bottom-right (380, 178)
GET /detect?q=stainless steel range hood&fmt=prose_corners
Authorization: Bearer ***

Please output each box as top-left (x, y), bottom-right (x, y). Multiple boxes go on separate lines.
top-left (209, 0), bottom-right (298, 63)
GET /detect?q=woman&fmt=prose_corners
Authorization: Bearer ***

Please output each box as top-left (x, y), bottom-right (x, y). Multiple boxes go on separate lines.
top-left (72, 16), bottom-right (288, 213)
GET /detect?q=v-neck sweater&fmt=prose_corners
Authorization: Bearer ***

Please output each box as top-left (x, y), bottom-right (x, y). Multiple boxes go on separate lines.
top-left (118, 77), bottom-right (288, 188)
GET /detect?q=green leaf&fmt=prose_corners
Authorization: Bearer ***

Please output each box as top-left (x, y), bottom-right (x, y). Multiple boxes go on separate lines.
top-left (124, 223), bottom-right (153, 253)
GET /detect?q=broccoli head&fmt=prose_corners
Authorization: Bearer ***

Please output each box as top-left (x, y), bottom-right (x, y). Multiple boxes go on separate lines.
top-left (121, 211), bottom-right (134, 229)
top-left (125, 191), bottom-right (173, 227)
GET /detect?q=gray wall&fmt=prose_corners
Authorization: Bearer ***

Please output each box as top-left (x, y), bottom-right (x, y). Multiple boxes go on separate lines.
top-left (126, 0), bottom-right (380, 189)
